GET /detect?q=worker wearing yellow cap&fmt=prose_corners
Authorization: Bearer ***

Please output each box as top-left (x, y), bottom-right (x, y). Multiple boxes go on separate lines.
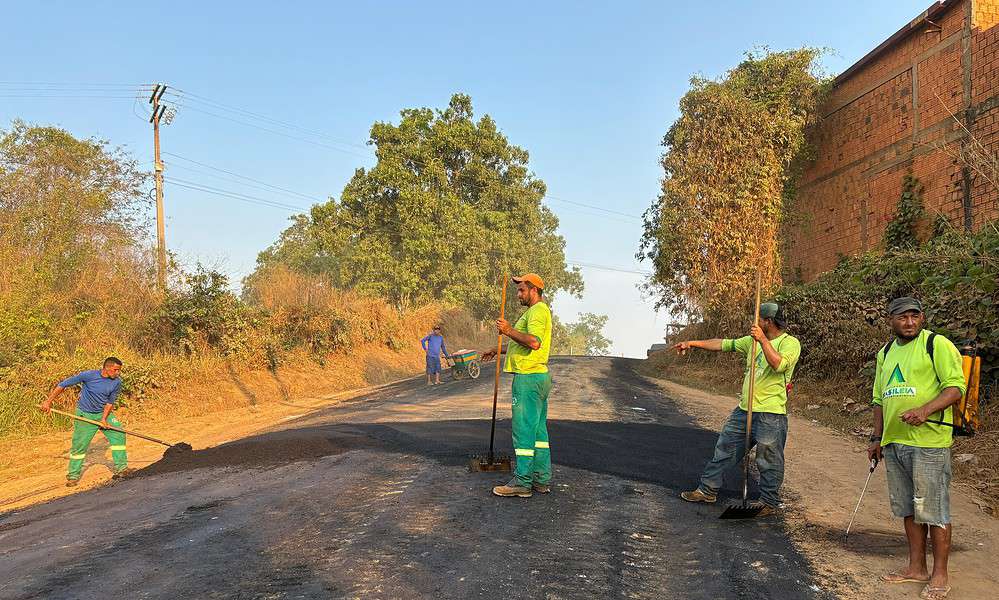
top-left (482, 273), bottom-right (553, 498)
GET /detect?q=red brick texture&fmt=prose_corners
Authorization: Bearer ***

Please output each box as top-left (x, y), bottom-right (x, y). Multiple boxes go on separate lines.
top-left (786, 0), bottom-right (999, 281)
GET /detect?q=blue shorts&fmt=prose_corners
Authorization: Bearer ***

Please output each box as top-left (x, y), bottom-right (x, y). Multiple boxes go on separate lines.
top-left (884, 443), bottom-right (951, 527)
top-left (426, 355), bottom-right (442, 375)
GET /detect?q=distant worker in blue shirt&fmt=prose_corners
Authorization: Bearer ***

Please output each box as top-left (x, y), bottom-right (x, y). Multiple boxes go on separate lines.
top-left (421, 325), bottom-right (448, 385)
top-left (39, 357), bottom-right (131, 486)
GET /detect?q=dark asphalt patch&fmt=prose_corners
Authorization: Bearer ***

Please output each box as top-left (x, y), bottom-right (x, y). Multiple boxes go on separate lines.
top-left (134, 418), bottom-right (752, 498)
top-left (137, 427), bottom-right (379, 477)
top-left (138, 356), bottom-right (755, 498)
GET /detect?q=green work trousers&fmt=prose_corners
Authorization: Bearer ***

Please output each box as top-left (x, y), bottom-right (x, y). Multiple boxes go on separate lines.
top-left (511, 372), bottom-right (552, 488)
top-left (68, 410), bottom-right (127, 481)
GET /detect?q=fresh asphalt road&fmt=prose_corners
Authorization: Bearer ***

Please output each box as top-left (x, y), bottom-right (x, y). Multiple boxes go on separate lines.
top-left (0, 357), bottom-right (832, 599)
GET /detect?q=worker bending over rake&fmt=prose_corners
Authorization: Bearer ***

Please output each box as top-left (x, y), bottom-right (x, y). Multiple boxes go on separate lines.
top-left (672, 303), bottom-right (801, 516)
top-left (482, 273), bottom-right (553, 498)
top-left (39, 357), bottom-right (132, 486)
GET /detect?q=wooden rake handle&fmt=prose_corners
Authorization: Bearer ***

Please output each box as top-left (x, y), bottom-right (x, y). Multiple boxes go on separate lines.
top-left (741, 270), bottom-right (763, 503)
top-left (487, 273), bottom-right (508, 461)
top-left (46, 407), bottom-right (176, 447)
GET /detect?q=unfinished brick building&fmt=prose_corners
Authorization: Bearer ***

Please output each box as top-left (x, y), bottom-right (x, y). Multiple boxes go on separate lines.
top-left (786, 0), bottom-right (999, 280)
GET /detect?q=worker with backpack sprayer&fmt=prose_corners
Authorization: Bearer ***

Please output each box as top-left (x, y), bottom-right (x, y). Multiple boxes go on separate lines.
top-left (867, 296), bottom-right (980, 600)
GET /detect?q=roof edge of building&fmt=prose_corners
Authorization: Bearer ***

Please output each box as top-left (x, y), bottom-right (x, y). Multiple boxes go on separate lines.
top-left (833, 0), bottom-right (960, 86)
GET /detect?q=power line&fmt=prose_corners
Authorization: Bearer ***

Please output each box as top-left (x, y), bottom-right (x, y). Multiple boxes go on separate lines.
top-left (546, 196), bottom-right (643, 220)
top-left (156, 150), bottom-right (637, 227)
top-left (543, 200), bottom-right (641, 224)
top-left (3, 80), bottom-right (644, 222)
top-left (166, 162), bottom-right (321, 204)
top-left (165, 88), bottom-right (369, 151)
top-left (0, 81), bottom-right (149, 87)
top-left (163, 152), bottom-right (325, 203)
top-left (157, 86), bottom-right (643, 230)
top-left (164, 177), bottom-right (310, 212)
top-left (567, 260), bottom-right (651, 276)
top-left (166, 178), bottom-right (649, 275)
top-left (169, 102), bottom-right (374, 159)
top-left (164, 86), bottom-right (643, 221)
top-left (0, 94), bottom-right (142, 99)
top-left (0, 88), bottom-right (146, 93)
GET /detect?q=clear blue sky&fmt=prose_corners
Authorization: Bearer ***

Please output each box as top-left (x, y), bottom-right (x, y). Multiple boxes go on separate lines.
top-left (2, 0), bottom-right (932, 357)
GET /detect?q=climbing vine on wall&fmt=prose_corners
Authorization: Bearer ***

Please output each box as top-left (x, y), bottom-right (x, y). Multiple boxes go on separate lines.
top-left (637, 48), bottom-right (829, 326)
top-left (884, 174), bottom-right (926, 250)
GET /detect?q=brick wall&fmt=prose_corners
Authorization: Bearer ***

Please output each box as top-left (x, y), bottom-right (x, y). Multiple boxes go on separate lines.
top-left (974, 0), bottom-right (999, 29)
top-left (786, 0), bottom-right (999, 280)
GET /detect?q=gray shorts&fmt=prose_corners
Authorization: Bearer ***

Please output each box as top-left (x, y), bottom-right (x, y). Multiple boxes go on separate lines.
top-left (884, 443), bottom-right (951, 527)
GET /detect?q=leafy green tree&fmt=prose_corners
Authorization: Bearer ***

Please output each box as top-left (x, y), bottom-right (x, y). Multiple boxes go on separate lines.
top-left (0, 121), bottom-right (149, 286)
top-left (637, 49), bottom-right (828, 325)
top-left (552, 312), bottom-right (612, 356)
top-left (250, 94), bottom-right (583, 318)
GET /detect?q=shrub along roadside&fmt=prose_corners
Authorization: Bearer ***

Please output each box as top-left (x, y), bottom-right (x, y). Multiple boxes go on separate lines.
top-left (774, 225), bottom-right (999, 384)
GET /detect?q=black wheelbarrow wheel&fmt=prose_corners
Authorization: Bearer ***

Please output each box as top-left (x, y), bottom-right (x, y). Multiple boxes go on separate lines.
top-left (468, 360), bottom-right (481, 379)
top-left (453, 366), bottom-right (466, 380)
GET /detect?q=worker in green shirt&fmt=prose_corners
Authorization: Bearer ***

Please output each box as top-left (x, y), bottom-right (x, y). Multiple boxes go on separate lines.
top-left (672, 302), bottom-right (801, 515)
top-left (482, 273), bottom-right (553, 498)
top-left (868, 297), bottom-right (965, 600)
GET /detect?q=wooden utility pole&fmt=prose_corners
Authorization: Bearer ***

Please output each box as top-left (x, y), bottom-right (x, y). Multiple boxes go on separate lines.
top-left (149, 84), bottom-right (168, 291)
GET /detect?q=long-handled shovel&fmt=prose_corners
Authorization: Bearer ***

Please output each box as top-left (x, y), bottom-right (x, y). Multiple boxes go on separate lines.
top-left (47, 407), bottom-right (193, 456)
top-left (469, 273), bottom-right (512, 472)
top-left (720, 270), bottom-right (765, 520)
top-left (845, 457), bottom-right (879, 538)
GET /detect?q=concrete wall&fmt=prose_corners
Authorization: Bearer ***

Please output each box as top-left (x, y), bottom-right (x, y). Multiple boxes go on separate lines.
top-left (786, 0), bottom-right (999, 281)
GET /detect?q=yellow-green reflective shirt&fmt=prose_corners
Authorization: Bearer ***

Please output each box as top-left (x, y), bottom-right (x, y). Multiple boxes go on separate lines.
top-left (872, 329), bottom-right (966, 448)
top-left (722, 333), bottom-right (801, 415)
top-left (504, 302), bottom-right (552, 374)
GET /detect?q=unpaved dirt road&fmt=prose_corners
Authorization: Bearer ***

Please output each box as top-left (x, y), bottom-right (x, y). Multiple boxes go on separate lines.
top-left (2, 357), bottom-right (837, 599)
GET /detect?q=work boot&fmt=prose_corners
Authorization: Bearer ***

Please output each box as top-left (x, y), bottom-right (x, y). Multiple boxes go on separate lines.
top-left (748, 501), bottom-right (778, 517)
top-left (66, 478), bottom-right (79, 488)
top-left (532, 482), bottom-right (551, 494)
top-left (112, 468), bottom-right (135, 480)
top-left (492, 479), bottom-right (532, 498)
top-left (680, 488), bottom-right (717, 503)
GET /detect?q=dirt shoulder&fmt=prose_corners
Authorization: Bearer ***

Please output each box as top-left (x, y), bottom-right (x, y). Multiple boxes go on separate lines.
top-left (647, 374), bottom-right (999, 600)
